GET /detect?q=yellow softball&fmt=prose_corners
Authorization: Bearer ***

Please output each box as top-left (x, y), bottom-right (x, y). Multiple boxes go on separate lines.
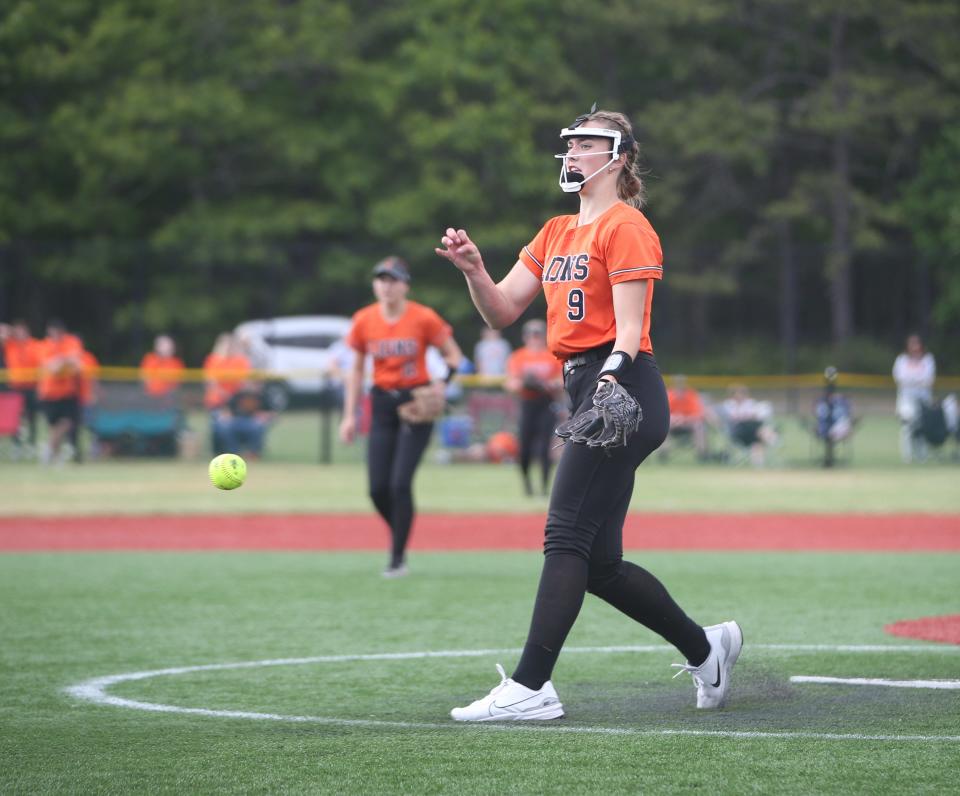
top-left (209, 453), bottom-right (247, 490)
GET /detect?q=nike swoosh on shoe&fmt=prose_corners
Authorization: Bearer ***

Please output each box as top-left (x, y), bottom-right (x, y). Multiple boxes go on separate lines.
top-left (492, 693), bottom-right (548, 711)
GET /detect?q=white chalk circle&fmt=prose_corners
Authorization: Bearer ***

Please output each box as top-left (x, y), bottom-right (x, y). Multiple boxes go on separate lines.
top-left (64, 644), bottom-right (960, 743)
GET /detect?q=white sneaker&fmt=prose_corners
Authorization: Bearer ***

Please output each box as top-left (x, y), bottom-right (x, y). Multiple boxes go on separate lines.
top-left (672, 620), bottom-right (743, 709)
top-left (381, 563), bottom-right (409, 579)
top-left (450, 664), bottom-right (564, 722)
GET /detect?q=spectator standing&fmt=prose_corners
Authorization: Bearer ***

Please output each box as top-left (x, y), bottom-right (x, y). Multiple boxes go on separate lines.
top-left (505, 319), bottom-right (563, 496)
top-left (664, 375), bottom-right (710, 461)
top-left (473, 327), bottom-right (512, 377)
top-left (140, 335), bottom-right (185, 398)
top-left (893, 333), bottom-right (936, 462)
top-left (36, 319), bottom-right (83, 464)
top-left (2, 320), bottom-right (41, 451)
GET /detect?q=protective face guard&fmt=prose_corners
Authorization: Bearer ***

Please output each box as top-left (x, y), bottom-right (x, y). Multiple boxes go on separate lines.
top-left (556, 127), bottom-right (624, 193)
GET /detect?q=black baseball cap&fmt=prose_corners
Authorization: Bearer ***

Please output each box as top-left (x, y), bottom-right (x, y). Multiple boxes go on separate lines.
top-left (372, 256), bottom-right (411, 283)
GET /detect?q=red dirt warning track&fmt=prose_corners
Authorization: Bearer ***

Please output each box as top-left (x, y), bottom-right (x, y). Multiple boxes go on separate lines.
top-left (0, 513), bottom-right (958, 551)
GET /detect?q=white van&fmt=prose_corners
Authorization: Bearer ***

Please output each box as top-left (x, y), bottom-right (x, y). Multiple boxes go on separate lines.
top-left (234, 315), bottom-right (352, 410)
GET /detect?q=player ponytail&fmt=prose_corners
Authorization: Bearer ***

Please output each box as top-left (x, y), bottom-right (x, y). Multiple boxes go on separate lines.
top-left (580, 110), bottom-right (647, 209)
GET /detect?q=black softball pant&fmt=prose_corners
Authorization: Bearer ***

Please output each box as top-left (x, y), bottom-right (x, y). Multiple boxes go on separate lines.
top-left (367, 387), bottom-right (434, 567)
top-left (518, 397), bottom-right (556, 493)
top-left (512, 353), bottom-right (710, 689)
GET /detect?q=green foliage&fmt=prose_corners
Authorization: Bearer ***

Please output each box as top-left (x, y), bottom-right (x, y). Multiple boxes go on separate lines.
top-left (904, 126), bottom-right (960, 330)
top-left (0, 0), bottom-right (957, 363)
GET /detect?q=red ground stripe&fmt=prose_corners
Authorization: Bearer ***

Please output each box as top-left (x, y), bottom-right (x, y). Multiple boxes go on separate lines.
top-left (885, 616), bottom-right (960, 645)
top-left (0, 513), bottom-right (958, 551)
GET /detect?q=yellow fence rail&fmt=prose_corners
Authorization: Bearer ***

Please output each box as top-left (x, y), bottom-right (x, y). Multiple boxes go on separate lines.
top-left (3, 367), bottom-right (960, 392)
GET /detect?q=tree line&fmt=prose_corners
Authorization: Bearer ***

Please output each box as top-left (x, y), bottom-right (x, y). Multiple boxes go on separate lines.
top-left (1, 0), bottom-right (958, 370)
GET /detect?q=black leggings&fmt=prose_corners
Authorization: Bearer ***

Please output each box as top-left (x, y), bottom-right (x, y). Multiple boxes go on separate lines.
top-left (519, 397), bottom-right (556, 494)
top-left (367, 387), bottom-right (434, 567)
top-left (512, 353), bottom-right (710, 689)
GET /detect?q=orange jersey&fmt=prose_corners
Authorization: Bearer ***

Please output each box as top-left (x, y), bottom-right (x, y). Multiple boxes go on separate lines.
top-left (36, 334), bottom-right (84, 400)
top-left (519, 202), bottom-right (663, 357)
top-left (140, 353), bottom-right (185, 396)
top-left (668, 388), bottom-right (704, 420)
top-left (347, 301), bottom-right (451, 390)
top-left (507, 347), bottom-right (563, 401)
top-left (203, 353), bottom-right (251, 408)
top-left (3, 337), bottom-right (41, 388)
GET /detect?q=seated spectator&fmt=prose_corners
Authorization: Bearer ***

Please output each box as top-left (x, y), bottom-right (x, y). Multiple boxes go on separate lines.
top-left (140, 335), bottom-right (185, 399)
top-left (815, 367), bottom-right (853, 443)
top-left (212, 380), bottom-right (275, 459)
top-left (204, 334), bottom-right (251, 453)
top-left (664, 375), bottom-right (710, 461)
top-left (203, 333), bottom-right (251, 411)
top-left (721, 384), bottom-right (778, 467)
top-left (812, 367), bottom-right (855, 467)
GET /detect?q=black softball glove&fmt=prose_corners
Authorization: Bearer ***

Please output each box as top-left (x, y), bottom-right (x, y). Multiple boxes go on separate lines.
top-left (555, 380), bottom-right (643, 450)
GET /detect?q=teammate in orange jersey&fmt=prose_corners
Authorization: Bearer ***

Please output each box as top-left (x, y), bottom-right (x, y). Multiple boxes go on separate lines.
top-left (437, 107), bottom-right (740, 721)
top-left (36, 319), bottom-right (84, 464)
top-left (2, 320), bottom-right (42, 450)
top-left (505, 319), bottom-right (563, 496)
top-left (140, 335), bottom-right (185, 398)
top-left (340, 257), bottom-right (464, 578)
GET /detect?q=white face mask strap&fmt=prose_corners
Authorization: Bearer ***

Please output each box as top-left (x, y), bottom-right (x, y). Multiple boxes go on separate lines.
top-left (557, 154), bottom-right (616, 192)
top-left (556, 128), bottom-right (623, 193)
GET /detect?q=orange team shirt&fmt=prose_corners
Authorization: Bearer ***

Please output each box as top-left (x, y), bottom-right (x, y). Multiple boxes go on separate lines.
top-left (668, 388), bottom-right (704, 420)
top-left (203, 353), bottom-right (251, 408)
top-left (36, 334), bottom-right (84, 401)
top-left (78, 350), bottom-right (99, 406)
top-left (518, 202), bottom-right (663, 357)
top-left (140, 352), bottom-right (185, 396)
top-left (346, 301), bottom-right (451, 390)
top-left (507, 347), bottom-right (563, 401)
top-left (3, 337), bottom-right (42, 389)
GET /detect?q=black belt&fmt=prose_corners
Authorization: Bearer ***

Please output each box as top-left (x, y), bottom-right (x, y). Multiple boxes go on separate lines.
top-left (562, 342), bottom-right (615, 374)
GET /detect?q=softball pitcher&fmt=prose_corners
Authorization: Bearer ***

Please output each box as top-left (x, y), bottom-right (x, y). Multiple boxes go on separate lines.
top-left (436, 108), bottom-right (741, 720)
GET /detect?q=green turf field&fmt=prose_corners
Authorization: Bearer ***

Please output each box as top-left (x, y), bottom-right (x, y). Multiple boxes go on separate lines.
top-left (1, 551), bottom-right (958, 794)
top-left (2, 457), bottom-right (959, 515)
top-left (2, 408), bottom-right (958, 793)
top-left (3, 410), bottom-right (958, 516)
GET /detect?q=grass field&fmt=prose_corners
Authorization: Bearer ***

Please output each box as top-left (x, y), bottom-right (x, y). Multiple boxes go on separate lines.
top-left (1, 551), bottom-right (959, 794)
top-left (2, 411), bottom-right (958, 793)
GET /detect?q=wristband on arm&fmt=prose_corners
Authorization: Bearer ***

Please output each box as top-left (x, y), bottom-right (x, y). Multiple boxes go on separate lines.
top-left (597, 350), bottom-right (633, 382)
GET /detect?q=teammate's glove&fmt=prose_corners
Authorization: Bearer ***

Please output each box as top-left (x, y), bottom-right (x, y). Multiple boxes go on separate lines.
top-left (555, 380), bottom-right (642, 450)
top-left (522, 372), bottom-right (548, 394)
top-left (397, 383), bottom-right (446, 424)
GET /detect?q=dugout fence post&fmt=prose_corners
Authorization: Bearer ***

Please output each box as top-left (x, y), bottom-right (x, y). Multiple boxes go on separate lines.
top-left (318, 380), bottom-right (338, 464)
